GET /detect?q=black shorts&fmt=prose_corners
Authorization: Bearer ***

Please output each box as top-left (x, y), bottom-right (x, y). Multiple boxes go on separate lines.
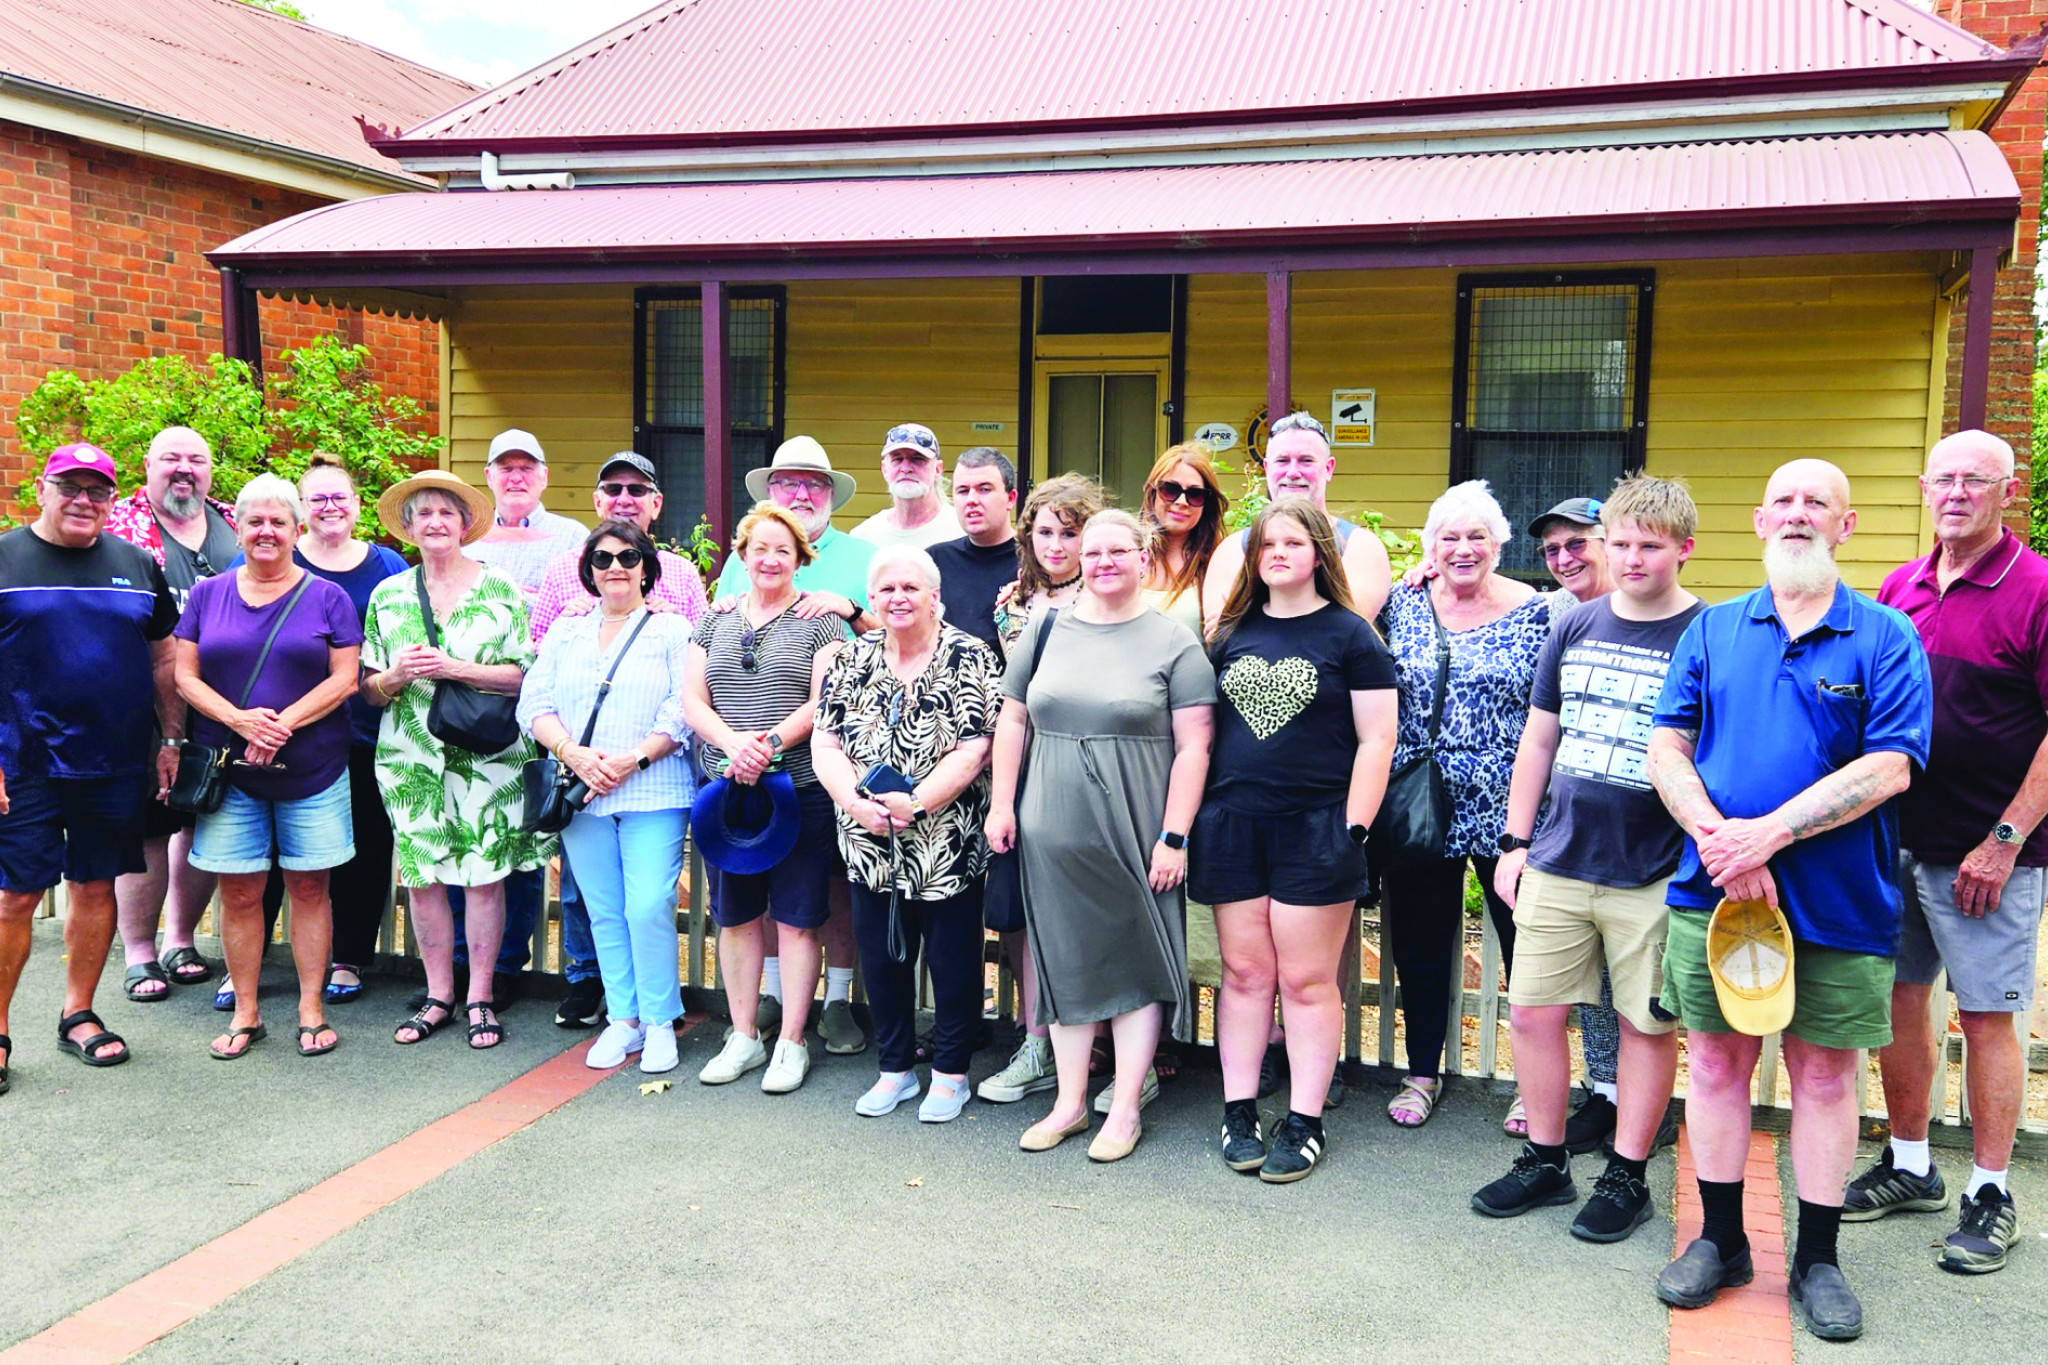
top-left (0, 773), bottom-right (151, 892)
top-left (704, 783), bottom-right (838, 931)
top-left (1187, 800), bottom-right (1366, 908)
top-left (142, 789), bottom-right (196, 839)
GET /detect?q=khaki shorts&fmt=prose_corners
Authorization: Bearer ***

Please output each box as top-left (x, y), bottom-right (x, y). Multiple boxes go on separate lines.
top-left (1508, 867), bottom-right (1676, 1035)
top-left (1660, 907), bottom-right (1895, 1050)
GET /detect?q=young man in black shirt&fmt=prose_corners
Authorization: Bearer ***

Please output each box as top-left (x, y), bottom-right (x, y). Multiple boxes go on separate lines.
top-left (928, 447), bottom-right (1018, 655)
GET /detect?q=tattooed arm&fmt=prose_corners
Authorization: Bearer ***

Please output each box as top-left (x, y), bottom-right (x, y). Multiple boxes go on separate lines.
top-left (1648, 726), bottom-right (1720, 838)
top-left (1693, 751), bottom-right (1911, 890)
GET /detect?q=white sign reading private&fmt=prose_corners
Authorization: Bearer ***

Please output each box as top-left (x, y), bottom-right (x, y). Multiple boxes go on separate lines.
top-left (1330, 389), bottom-right (1375, 446)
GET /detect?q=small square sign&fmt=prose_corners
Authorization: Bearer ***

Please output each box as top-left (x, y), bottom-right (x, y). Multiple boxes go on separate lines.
top-left (1330, 389), bottom-right (1375, 446)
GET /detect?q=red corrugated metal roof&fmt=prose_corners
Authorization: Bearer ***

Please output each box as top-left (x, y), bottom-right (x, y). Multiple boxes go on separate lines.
top-left (389, 0), bottom-right (2006, 152)
top-left (213, 130), bottom-right (2019, 265)
top-left (0, 0), bottom-right (477, 182)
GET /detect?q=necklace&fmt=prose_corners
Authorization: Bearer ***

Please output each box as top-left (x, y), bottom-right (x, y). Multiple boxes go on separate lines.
top-left (1048, 571), bottom-right (1081, 591)
top-left (599, 608), bottom-right (638, 622)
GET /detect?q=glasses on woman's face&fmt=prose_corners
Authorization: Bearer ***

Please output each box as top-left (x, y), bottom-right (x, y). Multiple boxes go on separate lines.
top-left (1081, 546), bottom-right (1139, 565)
top-left (1152, 480), bottom-right (1207, 508)
top-left (1541, 537), bottom-right (1592, 563)
top-left (305, 493), bottom-right (352, 510)
top-left (589, 548), bottom-right (644, 570)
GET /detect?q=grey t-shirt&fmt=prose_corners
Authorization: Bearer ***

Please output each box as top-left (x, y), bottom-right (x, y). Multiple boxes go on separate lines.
top-left (157, 507), bottom-right (240, 613)
top-left (1527, 594), bottom-right (1704, 888)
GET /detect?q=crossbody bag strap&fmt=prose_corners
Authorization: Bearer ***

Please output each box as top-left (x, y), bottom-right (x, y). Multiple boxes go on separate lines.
top-left (1028, 607), bottom-right (1059, 675)
top-left (413, 568), bottom-right (440, 649)
top-left (576, 612), bottom-right (653, 747)
top-left (1422, 595), bottom-right (1451, 747)
top-left (234, 574), bottom-right (315, 710)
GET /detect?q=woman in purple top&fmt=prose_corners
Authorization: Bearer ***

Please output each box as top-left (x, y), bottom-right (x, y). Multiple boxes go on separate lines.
top-left (174, 475), bottom-right (363, 1060)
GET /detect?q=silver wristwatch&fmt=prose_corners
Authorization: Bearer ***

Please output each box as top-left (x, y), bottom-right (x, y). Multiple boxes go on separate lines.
top-left (1993, 821), bottom-right (2023, 846)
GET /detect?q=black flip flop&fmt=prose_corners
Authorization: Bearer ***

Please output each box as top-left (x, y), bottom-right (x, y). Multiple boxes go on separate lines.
top-left (56, 1010), bottom-right (129, 1067)
top-left (209, 1024), bottom-right (267, 1060)
top-left (124, 961), bottom-right (172, 1002)
top-left (298, 1023), bottom-right (339, 1057)
top-left (162, 946), bottom-right (213, 985)
top-left (0, 1032), bottom-right (11, 1096)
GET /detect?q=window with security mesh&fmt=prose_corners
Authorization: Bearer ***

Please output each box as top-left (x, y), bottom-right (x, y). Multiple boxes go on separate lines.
top-left (635, 287), bottom-right (784, 544)
top-left (1450, 273), bottom-right (1652, 578)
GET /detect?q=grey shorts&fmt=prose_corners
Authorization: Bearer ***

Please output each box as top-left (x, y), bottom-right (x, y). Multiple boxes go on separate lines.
top-left (1895, 853), bottom-right (2047, 1013)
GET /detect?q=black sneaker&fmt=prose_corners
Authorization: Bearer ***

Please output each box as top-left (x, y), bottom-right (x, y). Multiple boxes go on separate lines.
top-left (1570, 1162), bottom-right (1655, 1243)
top-left (554, 977), bottom-right (604, 1029)
top-left (1256, 1042), bottom-right (1286, 1099)
top-left (1937, 1185), bottom-right (2018, 1274)
top-left (1221, 1100), bottom-right (1266, 1173)
top-left (1841, 1148), bottom-right (1950, 1222)
top-left (1471, 1144), bottom-right (1576, 1218)
top-left (1259, 1113), bottom-right (1325, 1184)
top-left (1600, 1106), bottom-right (1680, 1159)
top-left (1564, 1093), bottom-right (1618, 1155)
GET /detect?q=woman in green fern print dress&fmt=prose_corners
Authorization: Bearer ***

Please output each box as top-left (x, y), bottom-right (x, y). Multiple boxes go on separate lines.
top-left (359, 474), bottom-right (547, 1050)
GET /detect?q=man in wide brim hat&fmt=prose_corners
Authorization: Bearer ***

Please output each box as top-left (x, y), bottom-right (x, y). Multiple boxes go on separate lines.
top-left (378, 470), bottom-right (495, 548)
top-left (744, 436), bottom-right (856, 512)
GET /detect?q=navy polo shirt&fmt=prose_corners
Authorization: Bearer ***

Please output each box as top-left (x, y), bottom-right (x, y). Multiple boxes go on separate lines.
top-left (1653, 581), bottom-right (1931, 956)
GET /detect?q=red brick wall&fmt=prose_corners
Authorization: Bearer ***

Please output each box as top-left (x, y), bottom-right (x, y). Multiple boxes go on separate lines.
top-left (1939, 0), bottom-right (2047, 531)
top-left (0, 120), bottom-right (439, 515)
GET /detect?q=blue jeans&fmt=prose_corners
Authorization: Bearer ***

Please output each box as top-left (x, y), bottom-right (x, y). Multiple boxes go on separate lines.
top-left (558, 855), bottom-right (598, 984)
top-left (451, 866), bottom-right (543, 976)
top-left (560, 808), bottom-right (686, 1026)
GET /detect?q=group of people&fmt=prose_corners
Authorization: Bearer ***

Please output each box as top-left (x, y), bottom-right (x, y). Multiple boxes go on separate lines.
top-left (0, 408), bottom-right (2041, 1340)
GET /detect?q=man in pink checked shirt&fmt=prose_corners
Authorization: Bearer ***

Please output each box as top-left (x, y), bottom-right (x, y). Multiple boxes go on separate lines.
top-left (527, 451), bottom-right (708, 1028)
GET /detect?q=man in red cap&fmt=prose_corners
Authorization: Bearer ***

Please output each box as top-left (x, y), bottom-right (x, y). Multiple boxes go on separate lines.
top-left (0, 445), bottom-right (181, 1092)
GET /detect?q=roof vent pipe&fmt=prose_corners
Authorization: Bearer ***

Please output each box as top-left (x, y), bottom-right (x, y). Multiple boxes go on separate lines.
top-left (480, 151), bottom-right (574, 191)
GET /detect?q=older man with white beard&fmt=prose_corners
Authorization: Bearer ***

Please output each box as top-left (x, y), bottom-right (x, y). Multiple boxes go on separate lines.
top-left (851, 423), bottom-right (961, 549)
top-left (1644, 459), bottom-right (1931, 1342)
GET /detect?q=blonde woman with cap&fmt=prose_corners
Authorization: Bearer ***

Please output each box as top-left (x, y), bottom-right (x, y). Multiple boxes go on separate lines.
top-left (361, 470), bottom-right (548, 1053)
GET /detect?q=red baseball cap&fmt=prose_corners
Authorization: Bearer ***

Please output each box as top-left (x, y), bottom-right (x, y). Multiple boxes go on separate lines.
top-left (44, 443), bottom-right (118, 485)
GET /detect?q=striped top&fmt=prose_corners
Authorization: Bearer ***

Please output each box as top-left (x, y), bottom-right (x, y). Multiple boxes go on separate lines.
top-left (691, 601), bottom-right (846, 786)
top-left (518, 607), bottom-right (696, 816)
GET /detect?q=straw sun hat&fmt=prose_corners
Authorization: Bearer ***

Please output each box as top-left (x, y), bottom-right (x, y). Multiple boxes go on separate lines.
top-left (377, 469), bottom-right (495, 547)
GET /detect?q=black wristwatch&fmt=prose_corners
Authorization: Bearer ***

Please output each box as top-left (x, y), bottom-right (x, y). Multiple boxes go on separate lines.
top-left (767, 732), bottom-right (785, 753)
top-left (1160, 830), bottom-right (1187, 850)
top-left (635, 751), bottom-right (653, 772)
top-left (1347, 823), bottom-right (1370, 846)
top-left (1496, 832), bottom-right (1533, 853)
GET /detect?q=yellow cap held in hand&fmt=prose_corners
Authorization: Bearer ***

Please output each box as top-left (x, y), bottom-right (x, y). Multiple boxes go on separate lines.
top-left (1706, 897), bottom-right (1796, 1037)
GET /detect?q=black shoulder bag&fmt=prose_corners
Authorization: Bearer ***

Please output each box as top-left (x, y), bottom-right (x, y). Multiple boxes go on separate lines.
top-left (166, 575), bottom-right (314, 815)
top-left (981, 608), bottom-right (1057, 928)
top-left (521, 613), bottom-right (653, 834)
top-left (417, 571), bottom-right (524, 755)
top-left (1371, 597), bottom-right (1453, 869)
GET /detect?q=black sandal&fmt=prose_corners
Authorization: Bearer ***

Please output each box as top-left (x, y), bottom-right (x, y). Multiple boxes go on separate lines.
top-left (0, 1033), bottom-right (11, 1096)
top-left (208, 1024), bottom-right (267, 1060)
top-left (394, 998), bottom-right (453, 1045)
top-left (124, 960), bottom-right (172, 1002)
top-left (298, 1023), bottom-right (340, 1057)
top-left (162, 946), bottom-right (213, 985)
top-left (466, 1001), bottom-right (504, 1051)
top-left (56, 1010), bottom-right (129, 1067)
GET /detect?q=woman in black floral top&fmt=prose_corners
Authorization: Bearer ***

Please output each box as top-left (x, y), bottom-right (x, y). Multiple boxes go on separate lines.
top-left (814, 544), bottom-right (1003, 1124)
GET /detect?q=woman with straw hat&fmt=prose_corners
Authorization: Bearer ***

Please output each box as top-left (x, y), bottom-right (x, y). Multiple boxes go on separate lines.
top-left (361, 470), bottom-right (548, 1053)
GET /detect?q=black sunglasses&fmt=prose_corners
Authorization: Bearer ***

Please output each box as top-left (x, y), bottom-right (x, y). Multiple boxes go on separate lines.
top-left (1152, 479), bottom-right (1208, 507)
top-left (599, 481), bottom-right (655, 498)
top-left (740, 626), bottom-right (761, 673)
top-left (589, 549), bottom-right (645, 570)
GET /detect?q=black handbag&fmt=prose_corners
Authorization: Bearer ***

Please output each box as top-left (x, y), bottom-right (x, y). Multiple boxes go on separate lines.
top-left (521, 613), bottom-right (653, 833)
top-left (417, 571), bottom-right (523, 755)
top-left (166, 576), bottom-right (313, 815)
top-left (982, 609), bottom-right (1057, 929)
top-left (1371, 596), bottom-right (1453, 869)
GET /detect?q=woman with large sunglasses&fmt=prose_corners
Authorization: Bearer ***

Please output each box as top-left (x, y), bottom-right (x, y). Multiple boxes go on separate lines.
top-left (682, 503), bottom-right (849, 1094)
top-left (1140, 443), bottom-right (1229, 639)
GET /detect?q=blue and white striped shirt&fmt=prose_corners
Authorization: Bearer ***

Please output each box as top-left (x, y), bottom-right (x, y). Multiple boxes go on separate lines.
top-left (518, 607), bottom-right (695, 816)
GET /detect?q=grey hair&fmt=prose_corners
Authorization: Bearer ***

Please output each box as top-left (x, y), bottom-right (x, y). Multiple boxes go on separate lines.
top-left (1423, 479), bottom-right (1513, 549)
top-left (866, 543), bottom-right (945, 610)
top-left (234, 473), bottom-right (303, 527)
top-left (402, 488), bottom-right (473, 532)
top-left (1269, 411), bottom-right (1330, 448)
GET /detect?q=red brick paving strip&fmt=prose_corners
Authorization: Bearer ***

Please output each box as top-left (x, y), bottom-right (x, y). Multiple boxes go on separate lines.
top-left (0, 1026), bottom-right (685, 1364)
top-left (1668, 1125), bottom-right (1793, 1365)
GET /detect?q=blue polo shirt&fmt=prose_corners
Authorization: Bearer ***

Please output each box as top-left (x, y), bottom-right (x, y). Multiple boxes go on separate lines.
top-left (1653, 581), bottom-right (1931, 956)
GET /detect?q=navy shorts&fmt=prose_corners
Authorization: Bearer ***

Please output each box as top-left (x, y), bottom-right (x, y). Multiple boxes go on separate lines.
top-left (0, 773), bottom-right (151, 892)
top-left (704, 783), bottom-right (838, 931)
top-left (142, 789), bottom-right (196, 840)
top-left (1188, 799), bottom-right (1367, 907)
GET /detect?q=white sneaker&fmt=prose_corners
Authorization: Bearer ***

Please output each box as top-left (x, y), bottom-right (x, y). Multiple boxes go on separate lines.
top-left (919, 1074), bottom-right (973, 1124)
top-left (761, 1037), bottom-right (811, 1094)
top-left (1092, 1066), bottom-right (1160, 1115)
top-left (586, 1019), bottom-right (646, 1070)
top-left (855, 1070), bottom-right (921, 1116)
top-left (699, 1030), bottom-right (768, 1084)
top-left (977, 1034), bottom-right (1056, 1103)
top-left (640, 1022), bottom-right (679, 1074)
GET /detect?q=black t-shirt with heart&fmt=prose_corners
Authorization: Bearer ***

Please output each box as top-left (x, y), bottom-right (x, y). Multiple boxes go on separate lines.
top-left (1204, 601), bottom-right (1396, 816)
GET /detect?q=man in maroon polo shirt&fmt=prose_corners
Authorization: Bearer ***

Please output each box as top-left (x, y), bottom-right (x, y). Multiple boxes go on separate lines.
top-left (1858, 429), bottom-right (2048, 1274)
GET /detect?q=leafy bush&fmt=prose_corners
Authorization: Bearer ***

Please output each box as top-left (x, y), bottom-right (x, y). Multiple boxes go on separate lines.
top-left (2034, 369), bottom-right (2048, 555)
top-left (1216, 454), bottom-right (1421, 573)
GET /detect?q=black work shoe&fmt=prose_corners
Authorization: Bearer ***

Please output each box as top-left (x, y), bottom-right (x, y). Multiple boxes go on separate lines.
top-left (1256, 1042), bottom-right (1286, 1100)
top-left (1841, 1148), bottom-right (1949, 1222)
top-left (554, 977), bottom-right (604, 1029)
top-left (1564, 1093), bottom-right (1618, 1155)
top-left (1571, 1162), bottom-right (1655, 1243)
top-left (1221, 1101), bottom-right (1266, 1173)
top-left (1472, 1144), bottom-right (1576, 1218)
top-left (1937, 1186), bottom-right (2018, 1275)
top-left (1656, 1238), bottom-right (1754, 1309)
top-left (1259, 1113), bottom-right (1325, 1184)
top-left (1788, 1261), bottom-right (1864, 1340)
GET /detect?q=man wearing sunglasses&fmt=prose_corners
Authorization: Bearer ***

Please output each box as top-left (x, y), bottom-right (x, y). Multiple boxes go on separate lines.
top-left (850, 423), bottom-right (962, 550)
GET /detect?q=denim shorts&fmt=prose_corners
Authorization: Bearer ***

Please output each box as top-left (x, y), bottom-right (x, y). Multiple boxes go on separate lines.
top-left (190, 771), bottom-right (355, 875)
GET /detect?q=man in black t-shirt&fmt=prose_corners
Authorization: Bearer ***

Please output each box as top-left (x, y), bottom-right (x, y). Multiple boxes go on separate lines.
top-left (928, 447), bottom-right (1018, 655)
top-left (1472, 475), bottom-right (1704, 1242)
top-left (0, 444), bottom-right (181, 1084)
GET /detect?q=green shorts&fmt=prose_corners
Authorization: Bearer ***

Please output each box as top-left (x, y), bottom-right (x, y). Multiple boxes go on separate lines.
top-left (1660, 908), bottom-right (1895, 1050)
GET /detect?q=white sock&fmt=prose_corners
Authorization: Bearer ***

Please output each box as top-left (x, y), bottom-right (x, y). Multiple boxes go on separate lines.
top-left (1593, 1081), bottom-right (1618, 1103)
top-left (1969, 1164), bottom-right (2009, 1197)
top-left (1890, 1136), bottom-right (1932, 1177)
top-left (826, 966), bottom-right (854, 1004)
top-left (760, 957), bottom-right (782, 1001)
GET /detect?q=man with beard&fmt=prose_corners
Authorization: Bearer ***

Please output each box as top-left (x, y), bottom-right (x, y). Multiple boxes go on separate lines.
top-left (927, 447), bottom-right (1018, 654)
top-left (104, 427), bottom-right (237, 1003)
top-left (851, 423), bottom-right (961, 549)
top-left (1645, 459), bottom-right (1930, 1341)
